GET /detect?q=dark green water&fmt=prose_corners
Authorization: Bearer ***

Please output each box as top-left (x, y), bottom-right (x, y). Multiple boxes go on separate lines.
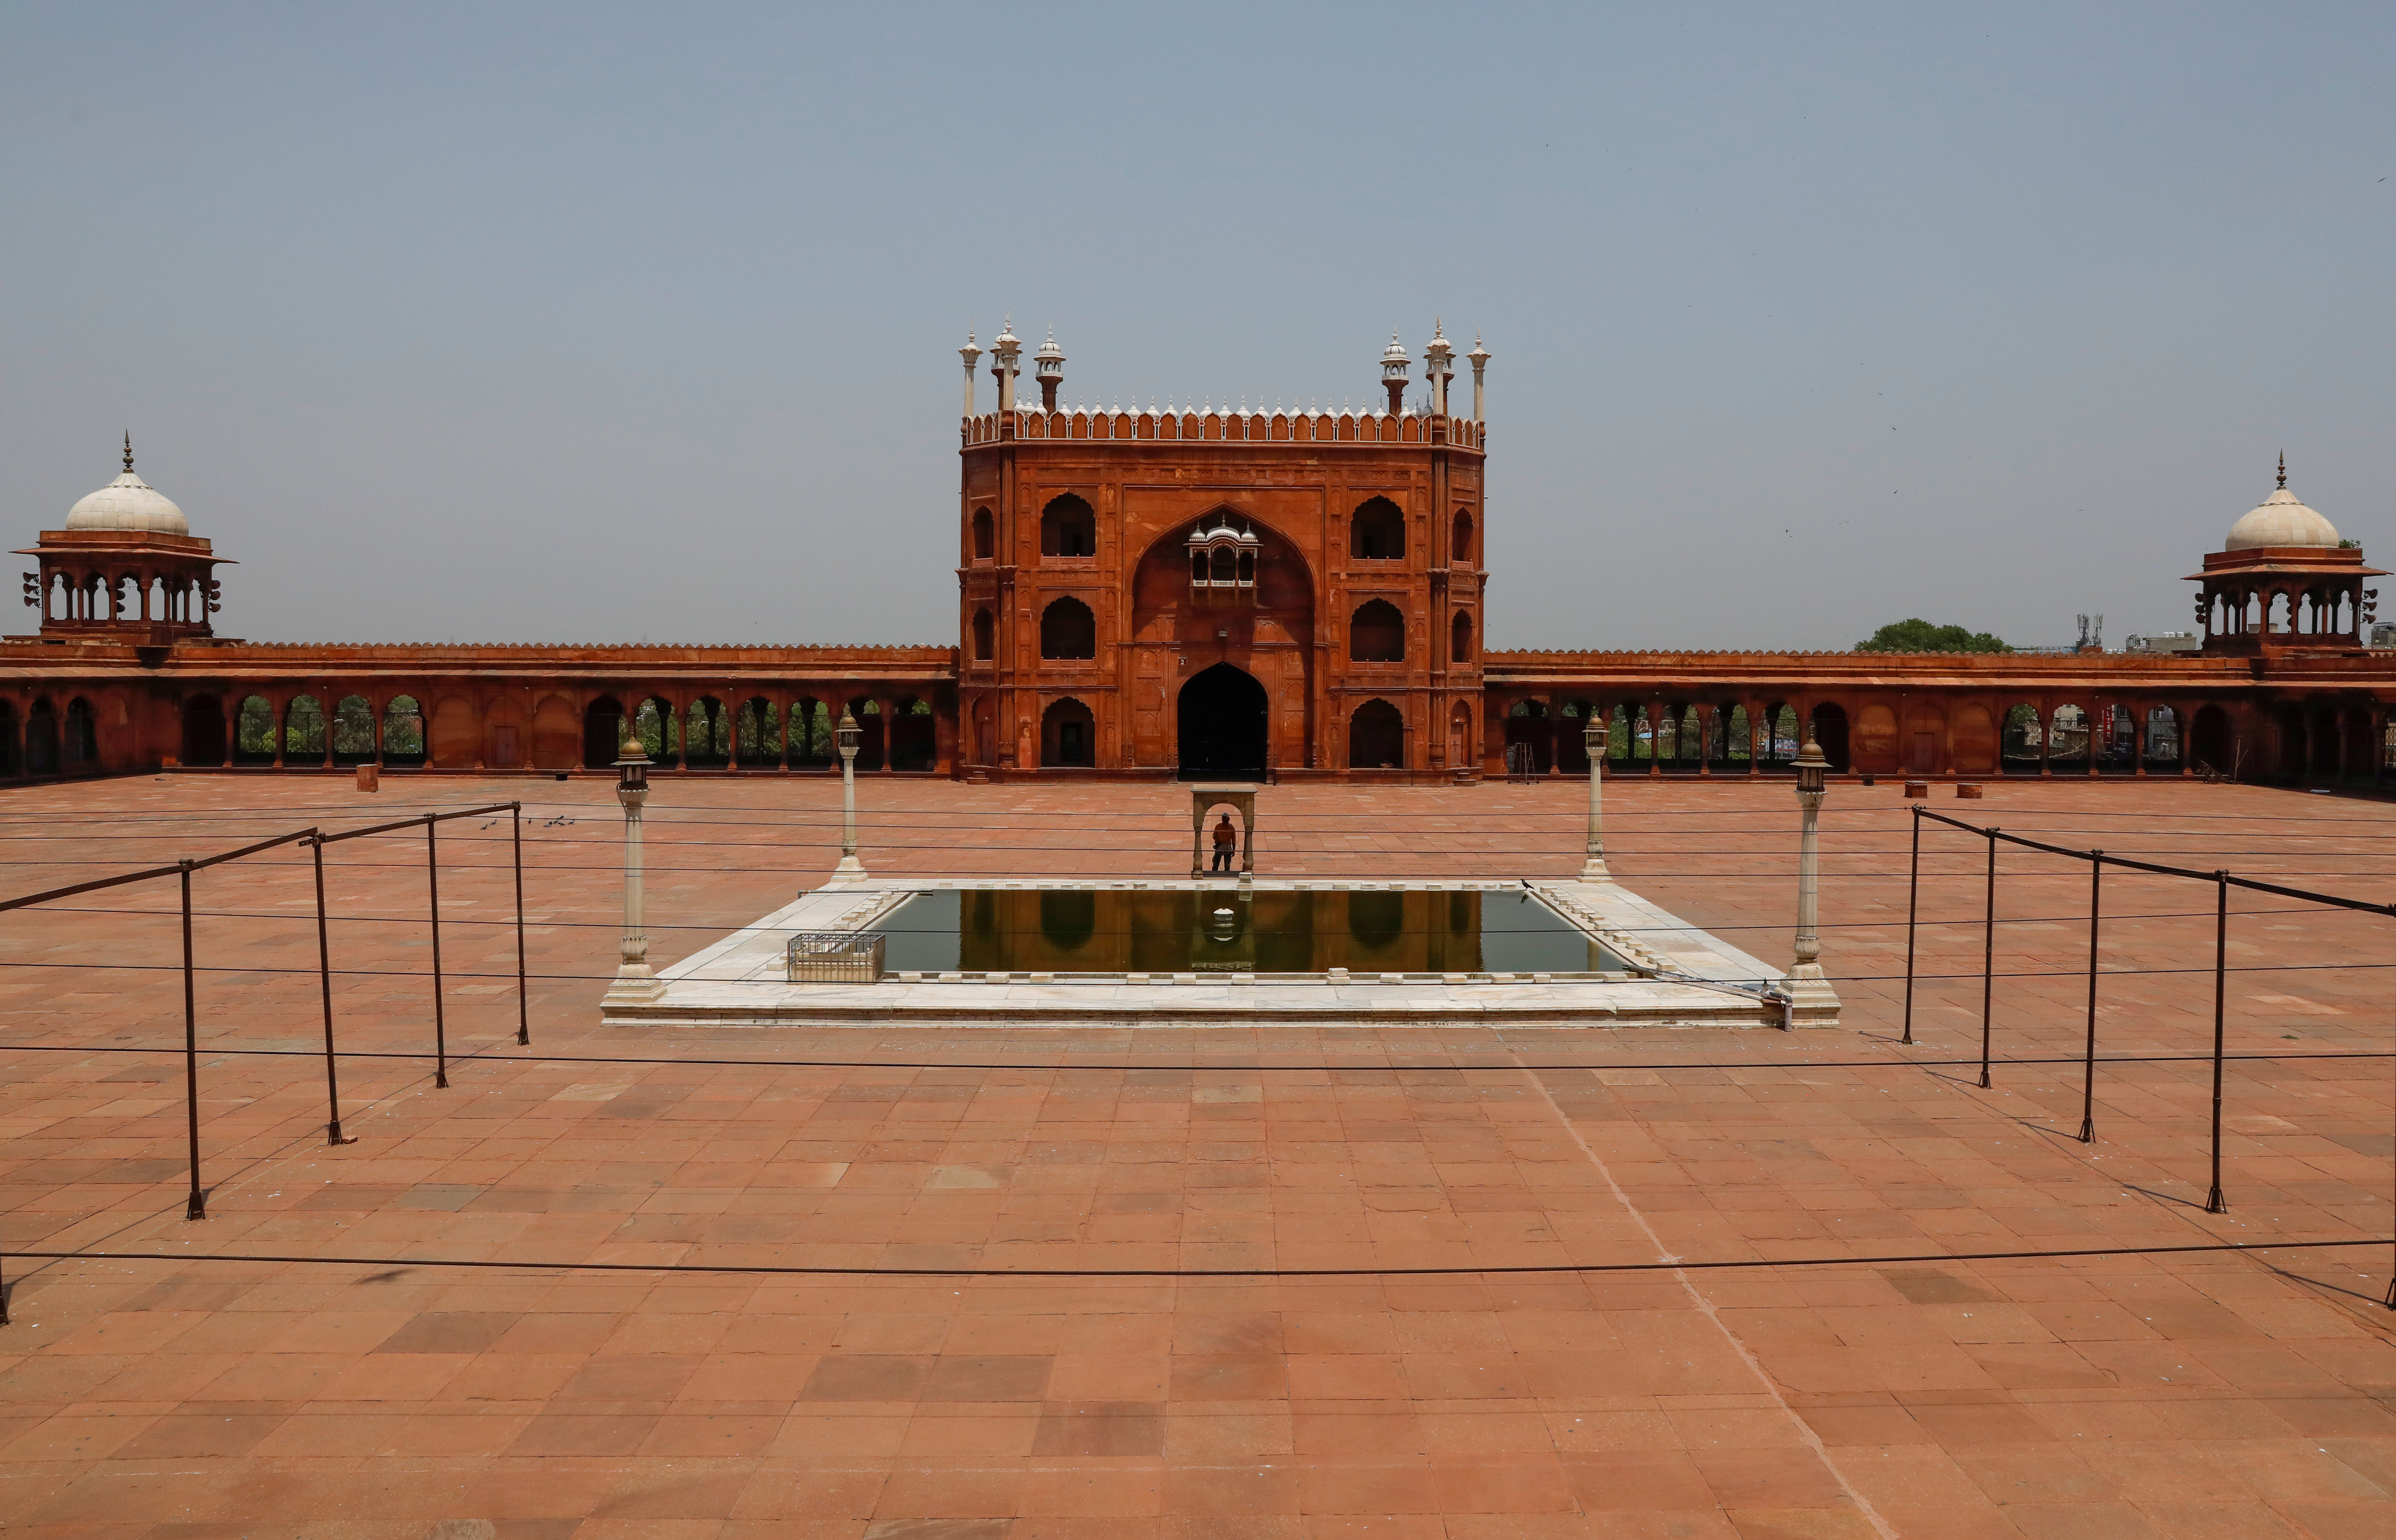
top-left (867, 887), bottom-right (1626, 975)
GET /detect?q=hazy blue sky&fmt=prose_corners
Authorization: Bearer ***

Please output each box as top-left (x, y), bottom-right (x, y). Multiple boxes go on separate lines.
top-left (5, 4), bottom-right (2390, 650)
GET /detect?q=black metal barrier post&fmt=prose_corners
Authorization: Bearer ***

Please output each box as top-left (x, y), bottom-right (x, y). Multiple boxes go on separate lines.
top-left (2081, 853), bottom-right (2102, 1143)
top-left (2208, 871), bottom-right (2229, 1214)
top-left (511, 802), bottom-right (530, 1047)
top-left (1901, 808), bottom-right (1919, 1047)
top-left (428, 822), bottom-right (448, 1090)
top-left (1979, 828), bottom-right (1997, 1089)
top-left (310, 833), bottom-right (355, 1145)
top-left (180, 860), bottom-right (205, 1220)
top-left (310, 803), bottom-right (510, 1095)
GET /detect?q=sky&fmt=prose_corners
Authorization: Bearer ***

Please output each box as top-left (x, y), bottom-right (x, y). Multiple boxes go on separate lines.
top-left (4, 3), bottom-right (2391, 651)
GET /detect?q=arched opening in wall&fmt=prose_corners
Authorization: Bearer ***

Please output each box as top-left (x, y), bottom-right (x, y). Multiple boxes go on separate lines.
top-left (582, 697), bottom-right (624, 768)
top-left (971, 507), bottom-right (994, 561)
top-left (735, 698), bottom-right (780, 767)
top-left (2309, 706), bottom-right (2340, 779)
top-left (629, 697), bottom-right (677, 765)
top-left (683, 697), bottom-right (729, 768)
top-left (2144, 706), bottom-right (2181, 770)
top-left (180, 696), bottom-right (226, 768)
top-left (64, 697), bottom-right (98, 768)
top-left (1349, 699), bottom-right (1405, 769)
top-left (1351, 497), bottom-right (1404, 560)
top-left (1755, 703), bottom-right (1797, 767)
top-left (26, 699), bottom-right (60, 775)
top-left (2269, 592), bottom-right (2292, 633)
top-left (1042, 698), bottom-right (1096, 768)
top-left (1604, 704), bottom-right (1634, 766)
top-left (789, 699), bottom-right (834, 767)
top-left (1349, 600), bottom-right (1404, 662)
top-left (0, 701), bottom-right (18, 775)
top-left (1451, 510), bottom-right (1474, 564)
top-left (1451, 610), bottom-right (1473, 664)
top-left (2189, 704), bottom-right (2233, 776)
top-left (114, 575), bottom-right (136, 620)
top-left (1557, 700), bottom-right (1595, 773)
top-left (2346, 708), bottom-right (2376, 778)
top-left (1707, 704), bottom-right (1737, 767)
top-left (843, 698), bottom-right (886, 771)
top-left (2048, 704), bottom-right (2089, 768)
top-left (1040, 597), bottom-right (1096, 659)
top-left (1503, 699), bottom-right (1550, 776)
top-left (381, 697), bottom-right (426, 767)
top-left (891, 698), bottom-right (936, 771)
top-left (1809, 703), bottom-right (1850, 772)
top-left (233, 696), bottom-right (277, 765)
top-left (2273, 706), bottom-right (2307, 780)
top-left (2001, 705), bottom-right (2042, 773)
top-left (1450, 700), bottom-right (1475, 770)
top-left (1040, 494), bottom-right (1096, 558)
top-left (286, 696), bottom-right (326, 763)
top-left (1177, 663), bottom-right (1267, 777)
top-left (2098, 705), bottom-right (2139, 773)
top-left (333, 696), bottom-right (378, 764)
top-left (971, 698), bottom-right (994, 766)
top-left (1726, 705), bottom-right (1753, 766)
top-left (972, 608), bottom-right (995, 661)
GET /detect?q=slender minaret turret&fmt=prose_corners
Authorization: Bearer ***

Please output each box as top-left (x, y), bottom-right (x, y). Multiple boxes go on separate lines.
top-left (992, 317), bottom-right (1021, 413)
top-left (1467, 332), bottom-right (1491, 423)
top-left (959, 332), bottom-right (981, 417)
top-left (1034, 328), bottom-right (1065, 411)
top-left (1424, 321), bottom-right (1454, 417)
top-left (1380, 333), bottom-right (1410, 415)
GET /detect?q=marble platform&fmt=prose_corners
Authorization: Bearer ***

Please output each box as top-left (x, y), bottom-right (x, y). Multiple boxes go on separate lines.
top-left (601, 876), bottom-right (1837, 1029)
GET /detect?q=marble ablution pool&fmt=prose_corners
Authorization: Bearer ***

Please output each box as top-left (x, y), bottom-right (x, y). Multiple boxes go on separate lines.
top-left (600, 875), bottom-right (1834, 1030)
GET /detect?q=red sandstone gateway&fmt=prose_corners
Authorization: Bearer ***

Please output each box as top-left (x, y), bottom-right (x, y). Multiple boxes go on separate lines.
top-left (2, 341), bottom-right (2389, 783)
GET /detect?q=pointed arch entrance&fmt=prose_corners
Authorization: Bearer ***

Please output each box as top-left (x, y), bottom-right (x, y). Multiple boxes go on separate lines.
top-left (1178, 663), bottom-right (1267, 777)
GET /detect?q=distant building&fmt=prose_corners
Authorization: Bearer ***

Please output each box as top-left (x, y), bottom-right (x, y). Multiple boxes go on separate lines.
top-left (1, 346), bottom-right (2391, 786)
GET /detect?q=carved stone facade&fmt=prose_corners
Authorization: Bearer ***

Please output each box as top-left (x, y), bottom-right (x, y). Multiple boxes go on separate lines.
top-left (956, 402), bottom-right (1486, 778)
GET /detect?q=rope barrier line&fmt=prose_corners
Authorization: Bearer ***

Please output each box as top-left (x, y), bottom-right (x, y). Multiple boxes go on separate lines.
top-left (2, 1042), bottom-right (2387, 1072)
top-left (4, 1236), bottom-right (2385, 1285)
top-left (10, 958), bottom-right (2396, 985)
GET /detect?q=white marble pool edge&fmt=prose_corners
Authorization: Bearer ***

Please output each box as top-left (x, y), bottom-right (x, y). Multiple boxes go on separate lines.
top-left (601, 875), bottom-right (1839, 1030)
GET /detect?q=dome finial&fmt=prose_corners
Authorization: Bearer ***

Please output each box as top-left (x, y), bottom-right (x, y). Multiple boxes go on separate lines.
top-left (123, 431), bottom-right (133, 474)
top-left (2278, 450), bottom-right (2286, 489)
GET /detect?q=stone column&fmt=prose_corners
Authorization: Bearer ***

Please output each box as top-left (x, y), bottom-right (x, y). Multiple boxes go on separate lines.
top-left (1784, 733), bottom-right (1839, 1020)
top-left (603, 744), bottom-right (665, 1005)
top-left (1646, 702), bottom-right (1664, 778)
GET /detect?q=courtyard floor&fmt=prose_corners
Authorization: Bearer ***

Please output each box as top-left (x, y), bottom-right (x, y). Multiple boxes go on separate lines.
top-left (0, 770), bottom-right (2389, 1538)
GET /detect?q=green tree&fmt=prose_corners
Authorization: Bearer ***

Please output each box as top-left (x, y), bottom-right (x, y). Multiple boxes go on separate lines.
top-left (1855, 618), bottom-right (2011, 654)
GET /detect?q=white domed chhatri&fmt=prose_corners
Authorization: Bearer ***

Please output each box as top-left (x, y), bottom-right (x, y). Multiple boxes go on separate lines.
top-left (65, 436), bottom-right (188, 536)
top-left (2224, 455), bottom-right (2337, 551)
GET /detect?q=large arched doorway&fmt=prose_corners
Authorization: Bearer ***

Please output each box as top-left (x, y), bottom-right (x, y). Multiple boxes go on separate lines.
top-left (1178, 663), bottom-right (1267, 777)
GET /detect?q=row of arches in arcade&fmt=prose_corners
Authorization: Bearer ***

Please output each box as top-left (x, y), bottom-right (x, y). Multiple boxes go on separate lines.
top-left (1019, 684), bottom-right (1423, 772)
top-left (1002, 597), bottom-right (1463, 664)
top-left (36, 571), bottom-right (212, 625)
top-left (1492, 698), bottom-right (2252, 777)
top-left (0, 698), bottom-right (100, 776)
top-left (971, 496), bottom-right (1480, 567)
top-left (169, 691), bottom-right (945, 772)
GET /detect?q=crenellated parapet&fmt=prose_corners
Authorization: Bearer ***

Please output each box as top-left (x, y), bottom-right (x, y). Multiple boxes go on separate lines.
top-left (962, 406), bottom-right (1485, 451)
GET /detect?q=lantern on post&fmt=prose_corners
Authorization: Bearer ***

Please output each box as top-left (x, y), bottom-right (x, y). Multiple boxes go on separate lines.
top-left (1782, 732), bottom-right (1839, 1022)
top-left (835, 708), bottom-right (866, 877)
top-left (602, 735), bottom-right (664, 1005)
top-left (1580, 713), bottom-right (1610, 881)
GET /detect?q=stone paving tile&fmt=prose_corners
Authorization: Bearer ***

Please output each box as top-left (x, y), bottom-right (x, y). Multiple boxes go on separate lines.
top-left (0, 774), bottom-right (2390, 1536)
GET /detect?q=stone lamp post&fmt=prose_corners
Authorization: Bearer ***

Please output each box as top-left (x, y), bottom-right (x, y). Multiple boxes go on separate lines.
top-left (1784, 732), bottom-right (1839, 1016)
top-left (603, 736), bottom-right (665, 1005)
top-left (835, 708), bottom-right (865, 877)
top-left (1580, 715), bottom-right (1611, 881)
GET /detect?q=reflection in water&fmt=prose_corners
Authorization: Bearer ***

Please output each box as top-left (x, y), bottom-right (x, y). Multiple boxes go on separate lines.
top-left (869, 888), bottom-right (1624, 975)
